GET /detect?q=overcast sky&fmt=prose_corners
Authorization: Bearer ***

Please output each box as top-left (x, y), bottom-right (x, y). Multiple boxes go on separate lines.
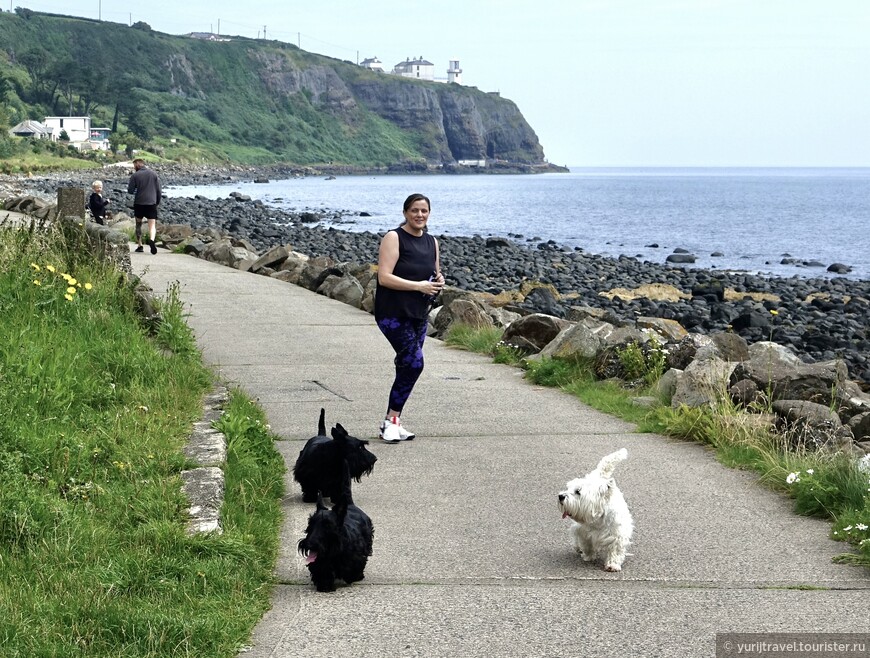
top-left (12, 0), bottom-right (870, 167)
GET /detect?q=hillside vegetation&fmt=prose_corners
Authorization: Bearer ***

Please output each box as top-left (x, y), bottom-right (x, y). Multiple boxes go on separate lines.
top-left (0, 9), bottom-right (548, 167)
top-left (0, 220), bottom-right (286, 655)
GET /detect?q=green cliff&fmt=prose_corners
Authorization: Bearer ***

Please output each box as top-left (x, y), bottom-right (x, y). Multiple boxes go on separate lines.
top-left (0, 9), bottom-right (550, 167)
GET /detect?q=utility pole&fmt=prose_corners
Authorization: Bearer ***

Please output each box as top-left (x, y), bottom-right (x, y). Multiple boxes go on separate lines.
top-left (263, 25), bottom-right (266, 39)
top-left (298, 32), bottom-right (301, 48)
top-left (217, 19), bottom-right (220, 35)
top-left (98, 0), bottom-right (101, 21)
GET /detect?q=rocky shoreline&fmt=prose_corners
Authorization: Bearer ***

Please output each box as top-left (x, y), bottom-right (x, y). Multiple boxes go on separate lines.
top-left (4, 167), bottom-right (869, 387)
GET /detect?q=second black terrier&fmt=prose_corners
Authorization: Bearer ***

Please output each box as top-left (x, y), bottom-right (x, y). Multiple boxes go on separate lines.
top-left (297, 470), bottom-right (374, 592)
top-left (293, 408), bottom-right (377, 503)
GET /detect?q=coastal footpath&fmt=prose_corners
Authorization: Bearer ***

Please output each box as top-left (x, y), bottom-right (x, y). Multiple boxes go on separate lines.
top-left (130, 245), bottom-right (869, 658)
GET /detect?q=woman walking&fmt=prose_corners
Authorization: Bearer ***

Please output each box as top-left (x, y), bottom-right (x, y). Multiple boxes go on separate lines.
top-left (374, 193), bottom-right (445, 443)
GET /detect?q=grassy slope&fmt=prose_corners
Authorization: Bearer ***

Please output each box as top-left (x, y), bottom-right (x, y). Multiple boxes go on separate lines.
top-left (0, 222), bottom-right (285, 656)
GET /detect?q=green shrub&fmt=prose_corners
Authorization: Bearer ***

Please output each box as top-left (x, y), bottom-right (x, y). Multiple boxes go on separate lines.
top-left (615, 340), bottom-right (667, 385)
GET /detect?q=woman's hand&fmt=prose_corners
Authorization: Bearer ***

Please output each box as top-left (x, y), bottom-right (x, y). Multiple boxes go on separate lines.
top-left (420, 275), bottom-right (444, 296)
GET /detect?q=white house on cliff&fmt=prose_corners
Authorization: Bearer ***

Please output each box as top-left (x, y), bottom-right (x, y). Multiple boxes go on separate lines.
top-left (361, 56), bottom-right (462, 84)
top-left (392, 56), bottom-right (435, 80)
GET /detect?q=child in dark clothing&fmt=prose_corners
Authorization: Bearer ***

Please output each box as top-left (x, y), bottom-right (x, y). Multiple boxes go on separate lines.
top-left (88, 180), bottom-right (110, 225)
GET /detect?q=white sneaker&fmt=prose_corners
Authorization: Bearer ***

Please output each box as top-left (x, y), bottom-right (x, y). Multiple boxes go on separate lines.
top-left (379, 416), bottom-right (415, 442)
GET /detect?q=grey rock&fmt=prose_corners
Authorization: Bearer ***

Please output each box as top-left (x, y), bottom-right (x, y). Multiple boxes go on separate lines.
top-left (502, 313), bottom-right (571, 352)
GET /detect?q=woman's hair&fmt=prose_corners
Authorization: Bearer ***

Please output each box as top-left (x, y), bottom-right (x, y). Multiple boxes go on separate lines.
top-left (403, 193), bottom-right (430, 213)
top-left (92, 180), bottom-right (103, 189)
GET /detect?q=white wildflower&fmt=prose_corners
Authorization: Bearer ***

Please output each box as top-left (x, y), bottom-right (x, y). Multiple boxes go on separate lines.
top-left (786, 472), bottom-right (800, 484)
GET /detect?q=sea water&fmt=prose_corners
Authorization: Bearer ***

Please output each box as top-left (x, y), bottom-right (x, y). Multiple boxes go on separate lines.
top-left (166, 167), bottom-right (870, 281)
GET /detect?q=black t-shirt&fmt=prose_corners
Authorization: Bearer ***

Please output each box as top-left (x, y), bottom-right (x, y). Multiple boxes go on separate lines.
top-left (374, 227), bottom-right (437, 321)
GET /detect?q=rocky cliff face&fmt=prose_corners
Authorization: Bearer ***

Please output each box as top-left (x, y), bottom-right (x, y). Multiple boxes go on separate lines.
top-left (251, 48), bottom-right (545, 164)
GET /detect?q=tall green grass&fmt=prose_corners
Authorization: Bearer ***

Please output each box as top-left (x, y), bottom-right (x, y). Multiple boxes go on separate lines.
top-left (0, 220), bottom-right (285, 656)
top-left (444, 323), bottom-right (870, 566)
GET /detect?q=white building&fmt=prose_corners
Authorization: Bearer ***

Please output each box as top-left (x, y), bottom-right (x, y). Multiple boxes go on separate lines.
top-left (360, 56), bottom-right (384, 72)
top-left (44, 116), bottom-right (90, 144)
top-left (447, 59), bottom-right (462, 84)
top-left (392, 56), bottom-right (435, 81)
top-left (42, 116), bottom-right (111, 150)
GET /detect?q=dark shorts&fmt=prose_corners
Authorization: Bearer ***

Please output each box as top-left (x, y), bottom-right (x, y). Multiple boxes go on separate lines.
top-left (133, 204), bottom-right (158, 220)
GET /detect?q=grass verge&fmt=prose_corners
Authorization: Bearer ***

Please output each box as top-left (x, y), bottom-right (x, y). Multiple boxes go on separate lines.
top-left (0, 219), bottom-right (285, 656)
top-left (444, 323), bottom-right (870, 567)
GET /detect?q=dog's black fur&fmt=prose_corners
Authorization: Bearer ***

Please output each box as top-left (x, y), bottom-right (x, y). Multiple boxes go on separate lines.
top-left (297, 465), bottom-right (374, 592)
top-left (293, 409), bottom-right (378, 503)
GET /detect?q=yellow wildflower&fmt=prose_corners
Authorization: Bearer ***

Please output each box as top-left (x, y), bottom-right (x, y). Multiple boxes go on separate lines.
top-left (33, 279), bottom-right (41, 286)
top-left (30, 262), bottom-right (41, 271)
top-left (45, 264), bottom-right (56, 273)
top-left (84, 283), bottom-right (93, 290)
top-left (64, 294), bottom-right (73, 301)
top-left (66, 286), bottom-right (77, 295)
top-left (68, 277), bottom-right (77, 286)
top-left (769, 309), bottom-right (779, 315)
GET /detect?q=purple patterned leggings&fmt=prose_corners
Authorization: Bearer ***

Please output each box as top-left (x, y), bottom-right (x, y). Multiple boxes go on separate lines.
top-left (377, 316), bottom-right (428, 414)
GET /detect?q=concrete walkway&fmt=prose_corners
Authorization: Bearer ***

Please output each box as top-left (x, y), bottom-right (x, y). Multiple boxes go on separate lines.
top-left (135, 248), bottom-right (868, 658)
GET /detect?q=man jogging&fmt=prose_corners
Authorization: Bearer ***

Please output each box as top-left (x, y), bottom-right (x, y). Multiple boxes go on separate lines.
top-left (127, 159), bottom-right (162, 254)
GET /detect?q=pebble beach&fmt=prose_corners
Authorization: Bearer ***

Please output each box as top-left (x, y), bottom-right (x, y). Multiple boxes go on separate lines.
top-left (4, 165), bottom-right (869, 387)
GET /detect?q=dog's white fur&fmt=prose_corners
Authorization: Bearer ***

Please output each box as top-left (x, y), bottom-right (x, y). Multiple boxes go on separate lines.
top-left (557, 448), bottom-right (633, 572)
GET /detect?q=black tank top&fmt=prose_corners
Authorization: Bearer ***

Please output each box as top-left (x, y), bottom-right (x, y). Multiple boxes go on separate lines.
top-left (374, 227), bottom-right (437, 321)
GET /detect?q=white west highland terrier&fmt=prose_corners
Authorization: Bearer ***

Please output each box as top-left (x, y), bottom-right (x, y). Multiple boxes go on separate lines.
top-left (557, 448), bottom-right (634, 572)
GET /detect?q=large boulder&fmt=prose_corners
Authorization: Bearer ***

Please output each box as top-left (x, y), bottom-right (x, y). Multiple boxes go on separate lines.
top-left (771, 400), bottom-right (853, 452)
top-left (488, 306), bottom-right (522, 330)
top-left (671, 356), bottom-right (737, 409)
top-left (251, 245), bottom-right (290, 272)
top-left (537, 318), bottom-right (617, 361)
top-left (278, 251), bottom-right (310, 284)
top-left (180, 237), bottom-right (207, 257)
top-left (636, 316), bottom-right (688, 343)
top-left (298, 255), bottom-right (337, 290)
top-left (849, 412), bottom-right (870, 441)
top-left (731, 341), bottom-right (848, 406)
top-left (501, 313), bottom-right (571, 353)
top-left (832, 380), bottom-right (870, 422)
top-left (319, 274), bottom-right (364, 308)
top-left (710, 332), bottom-right (750, 362)
top-left (203, 238), bottom-right (258, 268)
top-left (522, 286), bottom-right (564, 316)
top-left (159, 223), bottom-right (194, 245)
top-left (656, 368), bottom-right (682, 402)
top-left (432, 298), bottom-right (494, 335)
top-left (667, 333), bottom-right (717, 370)
top-left (361, 277), bottom-right (377, 314)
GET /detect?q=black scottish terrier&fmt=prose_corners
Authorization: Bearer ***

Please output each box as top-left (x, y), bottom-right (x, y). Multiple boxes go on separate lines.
top-left (297, 466), bottom-right (374, 592)
top-left (293, 408), bottom-right (377, 503)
